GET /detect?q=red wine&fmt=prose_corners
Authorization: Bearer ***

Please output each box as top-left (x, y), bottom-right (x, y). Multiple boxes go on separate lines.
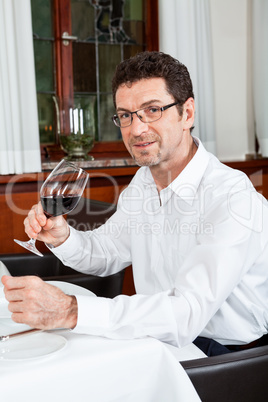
top-left (41, 195), bottom-right (80, 217)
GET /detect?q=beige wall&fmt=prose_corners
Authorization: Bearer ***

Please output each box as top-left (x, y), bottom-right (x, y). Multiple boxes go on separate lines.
top-left (209, 0), bottom-right (255, 160)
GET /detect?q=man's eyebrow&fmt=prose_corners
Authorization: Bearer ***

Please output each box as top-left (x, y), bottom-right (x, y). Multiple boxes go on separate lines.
top-left (116, 99), bottom-right (162, 112)
top-left (116, 107), bottom-right (131, 113)
top-left (140, 99), bottom-right (162, 108)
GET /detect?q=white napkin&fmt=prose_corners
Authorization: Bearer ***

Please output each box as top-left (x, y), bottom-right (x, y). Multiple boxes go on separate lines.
top-left (0, 261), bottom-right (11, 318)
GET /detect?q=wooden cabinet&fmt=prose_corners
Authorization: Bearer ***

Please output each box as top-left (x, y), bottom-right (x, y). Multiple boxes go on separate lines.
top-left (224, 159), bottom-right (268, 199)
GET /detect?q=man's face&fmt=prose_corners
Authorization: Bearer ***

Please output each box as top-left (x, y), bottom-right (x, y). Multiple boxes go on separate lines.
top-left (115, 78), bottom-right (191, 171)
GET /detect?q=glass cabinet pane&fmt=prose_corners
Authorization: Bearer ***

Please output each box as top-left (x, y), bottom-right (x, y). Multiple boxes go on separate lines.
top-left (99, 94), bottom-right (121, 141)
top-left (31, 0), bottom-right (53, 38)
top-left (123, 44), bottom-right (144, 60)
top-left (71, 0), bottom-right (95, 41)
top-left (73, 43), bottom-right (96, 92)
top-left (31, 0), bottom-right (148, 146)
top-left (124, 0), bottom-right (144, 44)
top-left (99, 44), bottom-right (121, 93)
top-left (37, 94), bottom-right (55, 144)
top-left (34, 41), bottom-right (54, 92)
top-left (124, 0), bottom-right (143, 20)
top-left (124, 20), bottom-right (144, 45)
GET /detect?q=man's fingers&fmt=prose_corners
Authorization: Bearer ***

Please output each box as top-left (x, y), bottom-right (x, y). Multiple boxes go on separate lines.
top-left (11, 311), bottom-right (35, 325)
top-left (3, 275), bottom-right (40, 290)
top-left (36, 201), bottom-right (47, 225)
top-left (24, 215), bottom-right (40, 239)
top-left (24, 204), bottom-right (46, 238)
top-left (23, 202), bottom-right (69, 247)
top-left (8, 301), bottom-right (24, 313)
top-left (1, 275), bottom-right (10, 287)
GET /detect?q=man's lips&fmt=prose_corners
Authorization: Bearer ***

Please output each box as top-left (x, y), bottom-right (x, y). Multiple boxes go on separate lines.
top-left (132, 141), bottom-right (156, 148)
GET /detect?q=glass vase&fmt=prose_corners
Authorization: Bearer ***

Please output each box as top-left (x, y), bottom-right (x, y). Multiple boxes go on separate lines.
top-left (54, 96), bottom-right (96, 161)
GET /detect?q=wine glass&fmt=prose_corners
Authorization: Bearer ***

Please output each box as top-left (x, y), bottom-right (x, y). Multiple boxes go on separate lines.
top-left (14, 160), bottom-right (89, 257)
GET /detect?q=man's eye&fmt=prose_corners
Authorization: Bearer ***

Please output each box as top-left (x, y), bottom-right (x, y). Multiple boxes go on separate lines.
top-left (147, 107), bottom-right (159, 114)
top-left (118, 112), bottom-right (130, 120)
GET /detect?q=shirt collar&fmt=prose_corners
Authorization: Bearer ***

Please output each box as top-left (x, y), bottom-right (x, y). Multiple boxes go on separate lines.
top-left (169, 137), bottom-right (210, 205)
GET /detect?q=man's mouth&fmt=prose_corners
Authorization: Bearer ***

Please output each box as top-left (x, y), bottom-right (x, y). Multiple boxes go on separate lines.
top-left (133, 141), bottom-right (155, 148)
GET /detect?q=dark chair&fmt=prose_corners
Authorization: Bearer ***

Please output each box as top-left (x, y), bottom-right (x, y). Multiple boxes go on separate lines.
top-left (181, 345), bottom-right (268, 402)
top-left (1, 199), bottom-right (125, 298)
top-left (0, 252), bottom-right (124, 298)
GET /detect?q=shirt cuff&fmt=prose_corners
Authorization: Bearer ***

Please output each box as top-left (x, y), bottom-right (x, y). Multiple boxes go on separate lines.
top-left (46, 226), bottom-right (82, 258)
top-left (72, 295), bottom-right (110, 335)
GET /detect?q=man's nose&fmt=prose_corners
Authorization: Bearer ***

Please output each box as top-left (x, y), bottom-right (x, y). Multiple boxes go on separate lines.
top-left (130, 113), bottom-right (149, 136)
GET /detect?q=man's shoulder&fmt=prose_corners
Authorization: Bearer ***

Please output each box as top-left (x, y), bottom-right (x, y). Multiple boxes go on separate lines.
top-left (206, 153), bottom-right (250, 184)
top-left (201, 153), bottom-right (259, 202)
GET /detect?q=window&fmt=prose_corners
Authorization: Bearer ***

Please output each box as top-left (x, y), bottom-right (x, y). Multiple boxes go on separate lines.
top-left (31, 0), bottom-right (158, 158)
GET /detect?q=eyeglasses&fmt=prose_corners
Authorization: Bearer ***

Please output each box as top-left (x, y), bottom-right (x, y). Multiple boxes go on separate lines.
top-left (111, 102), bottom-right (180, 128)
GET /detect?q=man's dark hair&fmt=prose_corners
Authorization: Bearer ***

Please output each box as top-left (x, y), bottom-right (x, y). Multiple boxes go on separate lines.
top-left (112, 51), bottom-right (194, 116)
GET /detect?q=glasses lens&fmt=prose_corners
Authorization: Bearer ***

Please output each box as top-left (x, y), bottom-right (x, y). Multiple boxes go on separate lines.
top-left (142, 106), bottom-right (161, 123)
top-left (116, 112), bottom-right (132, 127)
top-left (112, 106), bottom-right (162, 127)
top-left (112, 116), bottom-right (121, 127)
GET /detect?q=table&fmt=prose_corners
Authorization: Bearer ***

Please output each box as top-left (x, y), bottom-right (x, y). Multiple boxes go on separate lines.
top-left (0, 329), bottom-right (203, 402)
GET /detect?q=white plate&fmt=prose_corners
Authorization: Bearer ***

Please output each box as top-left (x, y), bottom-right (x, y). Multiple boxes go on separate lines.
top-left (47, 281), bottom-right (96, 297)
top-left (0, 332), bottom-right (66, 361)
top-left (0, 286), bottom-right (10, 319)
top-left (0, 280), bottom-right (96, 359)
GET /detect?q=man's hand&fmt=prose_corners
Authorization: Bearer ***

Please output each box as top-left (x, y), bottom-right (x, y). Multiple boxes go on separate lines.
top-left (1, 275), bottom-right (78, 330)
top-left (24, 201), bottom-right (70, 247)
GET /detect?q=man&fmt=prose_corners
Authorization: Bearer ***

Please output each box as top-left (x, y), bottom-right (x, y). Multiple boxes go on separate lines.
top-left (2, 52), bottom-right (268, 356)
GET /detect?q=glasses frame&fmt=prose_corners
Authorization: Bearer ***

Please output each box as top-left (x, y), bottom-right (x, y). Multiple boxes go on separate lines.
top-left (112, 102), bottom-right (180, 128)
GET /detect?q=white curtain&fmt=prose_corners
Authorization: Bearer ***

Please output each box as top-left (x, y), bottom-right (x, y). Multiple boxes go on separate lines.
top-left (0, 0), bottom-right (41, 174)
top-left (158, 0), bottom-right (216, 154)
top-left (252, 0), bottom-right (268, 157)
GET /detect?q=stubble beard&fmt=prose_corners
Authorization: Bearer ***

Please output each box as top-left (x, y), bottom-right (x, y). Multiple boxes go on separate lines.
top-left (128, 135), bottom-right (161, 167)
top-left (132, 149), bottom-right (161, 167)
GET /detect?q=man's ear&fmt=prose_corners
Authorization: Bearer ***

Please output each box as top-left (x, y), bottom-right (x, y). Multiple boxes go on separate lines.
top-left (182, 97), bottom-right (195, 130)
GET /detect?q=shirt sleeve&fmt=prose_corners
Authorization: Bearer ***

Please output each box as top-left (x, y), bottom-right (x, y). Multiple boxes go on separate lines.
top-left (73, 292), bottom-right (180, 346)
top-left (50, 209), bottom-right (132, 277)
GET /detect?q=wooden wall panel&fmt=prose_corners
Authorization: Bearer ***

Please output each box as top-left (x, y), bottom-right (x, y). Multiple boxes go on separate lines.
top-left (0, 192), bottom-right (42, 254)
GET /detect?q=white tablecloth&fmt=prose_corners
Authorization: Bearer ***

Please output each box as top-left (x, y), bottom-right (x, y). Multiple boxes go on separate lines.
top-left (0, 329), bottom-right (203, 402)
top-left (0, 274), bottom-right (204, 401)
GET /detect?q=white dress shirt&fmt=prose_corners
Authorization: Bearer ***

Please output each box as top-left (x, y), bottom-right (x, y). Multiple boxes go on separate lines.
top-left (52, 138), bottom-right (268, 347)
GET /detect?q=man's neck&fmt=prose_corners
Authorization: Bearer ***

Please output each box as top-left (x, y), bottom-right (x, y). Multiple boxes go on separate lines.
top-left (150, 136), bottom-right (197, 193)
